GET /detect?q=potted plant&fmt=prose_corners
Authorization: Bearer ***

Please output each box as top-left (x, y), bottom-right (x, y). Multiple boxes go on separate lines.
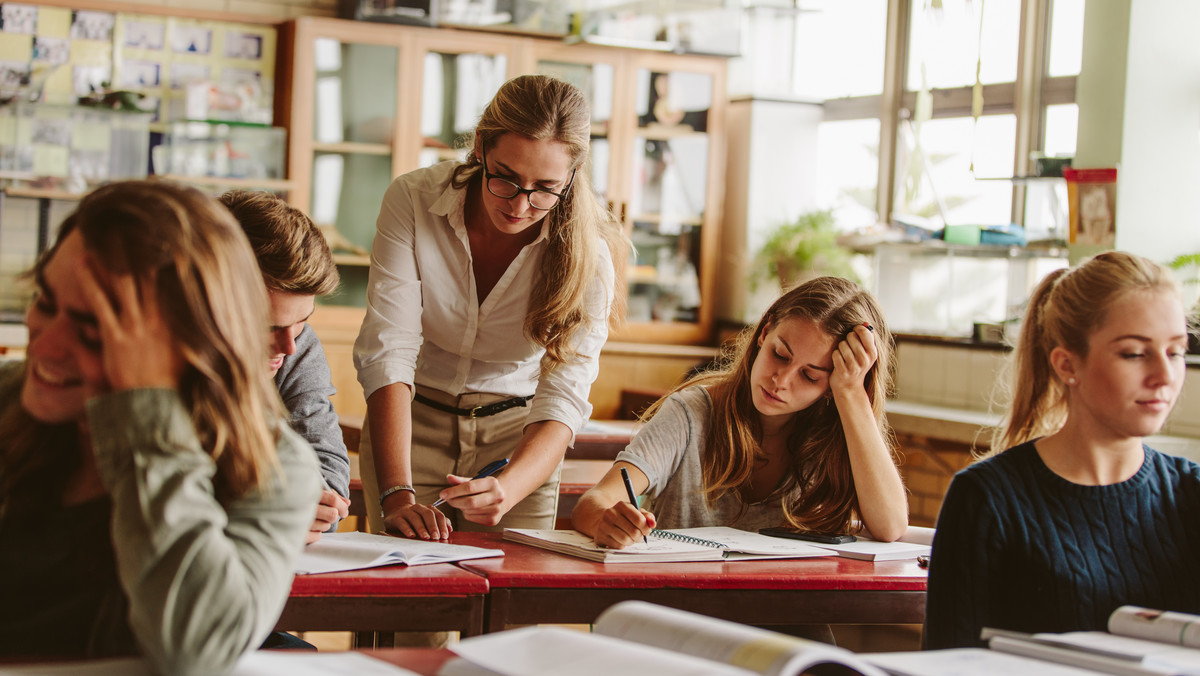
top-left (751, 209), bottom-right (858, 291)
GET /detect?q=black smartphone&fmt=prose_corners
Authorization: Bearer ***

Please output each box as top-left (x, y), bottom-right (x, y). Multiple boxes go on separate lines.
top-left (758, 527), bottom-right (857, 544)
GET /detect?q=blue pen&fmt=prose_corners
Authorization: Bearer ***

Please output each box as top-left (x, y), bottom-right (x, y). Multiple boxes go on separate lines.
top-left (620, 467), bottom-right (647, 543)
top-left (431, 458), bottom-right (509, 507)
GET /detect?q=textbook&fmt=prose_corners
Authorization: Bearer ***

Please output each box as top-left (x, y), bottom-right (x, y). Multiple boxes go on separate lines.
top-left (294, 531), bottom-right (503, 574)
top-left (501, 526), bottom-right (829, 563)
top-left (441, 600), bottom-right (891, 676)
top-left (972, 605), bottom-right (1200, 676)
top-left (798, 525), bottom-right (934, 561)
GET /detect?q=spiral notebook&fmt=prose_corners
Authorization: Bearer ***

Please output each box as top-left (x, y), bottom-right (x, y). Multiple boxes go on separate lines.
top-left (502, 526), bottom-right (830, 563)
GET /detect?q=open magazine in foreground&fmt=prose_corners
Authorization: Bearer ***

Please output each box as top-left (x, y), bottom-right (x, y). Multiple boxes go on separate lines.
top-left (975, 605), bottom-right (1200, 675)
top-left (868, 605), bottom-right (1200, 676)
top-left (441, 600), bottom-right (890, 676)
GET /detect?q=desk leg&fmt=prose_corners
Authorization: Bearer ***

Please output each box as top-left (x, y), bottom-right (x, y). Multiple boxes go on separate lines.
top-left (483, 589), bottom-right (511, 634)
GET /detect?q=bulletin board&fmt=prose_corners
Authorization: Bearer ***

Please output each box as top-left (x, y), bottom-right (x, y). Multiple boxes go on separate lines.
top-left (0, 3), bottom-right (276, 124)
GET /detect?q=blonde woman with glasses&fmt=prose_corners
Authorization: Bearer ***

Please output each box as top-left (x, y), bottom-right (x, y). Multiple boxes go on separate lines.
top-left (355, 74), bottom-right (627, 540)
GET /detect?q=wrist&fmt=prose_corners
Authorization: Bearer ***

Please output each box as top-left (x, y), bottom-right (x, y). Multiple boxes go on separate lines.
top-left (380, 484), bottom-right (416, 510)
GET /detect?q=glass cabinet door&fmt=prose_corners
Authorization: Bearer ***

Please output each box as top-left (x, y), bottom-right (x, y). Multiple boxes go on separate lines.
top-left (309, 37), bottom-right (398, 306)
top-left (627, 67), bottom-right (713, 328)
top-left (416, 50), bottom-right (508, 168)
top-left (535, 59), bottom-right (617, 202)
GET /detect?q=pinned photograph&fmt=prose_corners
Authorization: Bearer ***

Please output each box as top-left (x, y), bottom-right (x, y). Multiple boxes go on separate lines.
top-left (0, 4), bottom-right (37, 34)
top-left (224, 31), bottom-right (263, 60)
top-left (124, 19), bottom-right (165, 50)
top-left (120, 60), bottom-right (160, 88)
top-left (70, 10), bottom-right (114, 41)
top-left (172, 25), bottom-right (212, 55)
top-left (72, 64), bottom-right (110, 97)
top-left (170, 62), bottom-right (209, 89)
top-left (32, 37), bottom-right (69, 65)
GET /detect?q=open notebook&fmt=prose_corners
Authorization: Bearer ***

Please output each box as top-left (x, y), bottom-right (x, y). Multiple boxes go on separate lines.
top-left (502, 526), bottom-right (829, 563)
top-left (295, 531), bottom-right (503, 574)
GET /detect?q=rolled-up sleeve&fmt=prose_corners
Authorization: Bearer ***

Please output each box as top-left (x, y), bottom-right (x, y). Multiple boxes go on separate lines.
top-left (354, 176), bottom-right (425, 401)
top-left (527, 241), bottom-right (615, 437)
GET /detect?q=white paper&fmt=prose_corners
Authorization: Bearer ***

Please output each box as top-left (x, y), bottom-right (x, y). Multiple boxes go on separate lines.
top-left (295, 531), bottom-right (502, 574)
top-left (864, 648), bottom-right (1107, 676)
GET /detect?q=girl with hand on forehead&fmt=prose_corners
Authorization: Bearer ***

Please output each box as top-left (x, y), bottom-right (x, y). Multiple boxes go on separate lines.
top-left (925, 251), bottom-right (1200, 649)
top-left (354, 74), bottom-right (627, 539)
top-left (572, 276), bottom-right (908, 550)
top-left (0, 181), bottom-right (321, 674)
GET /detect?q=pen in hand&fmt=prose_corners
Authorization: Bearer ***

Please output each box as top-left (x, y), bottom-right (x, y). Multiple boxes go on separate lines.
top-left (432, 458), bottom-right (509, 508)
top-left (620, 467), bottom-right (647, 544)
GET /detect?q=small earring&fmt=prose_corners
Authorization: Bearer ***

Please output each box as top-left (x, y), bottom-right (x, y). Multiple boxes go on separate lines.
top-left (1066, 377), bottom-right (1077, 386)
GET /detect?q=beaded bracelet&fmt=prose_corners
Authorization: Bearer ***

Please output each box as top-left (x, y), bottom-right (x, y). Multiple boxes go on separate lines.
top-left (379, 484), bottom-right (416, 506)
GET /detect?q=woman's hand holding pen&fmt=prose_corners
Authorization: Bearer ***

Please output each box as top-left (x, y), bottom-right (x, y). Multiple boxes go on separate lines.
top-left (829, 323), bottom-right (878, 403)
top-left (593, 501), bottom-right (656, 549)
top-left (437, 472), bottom-right (509, 526)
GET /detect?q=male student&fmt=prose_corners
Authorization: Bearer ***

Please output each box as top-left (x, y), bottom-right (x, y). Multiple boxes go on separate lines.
top-left (220, 190), bottom-right (351, 543)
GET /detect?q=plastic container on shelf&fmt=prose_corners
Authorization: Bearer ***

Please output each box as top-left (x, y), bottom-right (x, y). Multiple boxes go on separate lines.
top-left (154, 121), bottom-right (286, 180)
top-left (0, 102), bottom-right (151, 192)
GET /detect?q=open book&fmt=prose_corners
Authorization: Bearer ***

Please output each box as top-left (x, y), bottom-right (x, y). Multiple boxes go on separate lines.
top-left (442, 600), bottom-right (889, 676)
top-left (294, 531), bottom-right (503, 574)
top-left (970, 605), bottom-right (1200, 676)
top-left (798, 526), bottom-right (934, 561)
top-left (502, 526), bottom-right (829, 563)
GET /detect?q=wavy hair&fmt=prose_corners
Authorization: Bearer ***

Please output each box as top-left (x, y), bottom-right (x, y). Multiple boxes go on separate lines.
top-left (1, 180), bottom-right (285, 509)
top-left (218, 190), bottom-right (339, 296)
top-left (647, 276), bottom-right (896, 533)
top-left (452, 74), bottom-right (628, 375)
top-left (993, 251), bottom-right (1187, 452)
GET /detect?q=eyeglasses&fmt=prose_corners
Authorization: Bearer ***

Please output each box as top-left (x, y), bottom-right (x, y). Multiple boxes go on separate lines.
top-left (480, 145), bottom-right (576, 211)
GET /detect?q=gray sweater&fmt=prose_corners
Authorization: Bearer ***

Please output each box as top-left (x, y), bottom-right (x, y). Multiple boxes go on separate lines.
top-left (615, 386), bottom-right (793, 531)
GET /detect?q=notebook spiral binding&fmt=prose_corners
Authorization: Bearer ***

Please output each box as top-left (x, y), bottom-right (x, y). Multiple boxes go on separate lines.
top-left (649, 530), bottom-right (729, 549)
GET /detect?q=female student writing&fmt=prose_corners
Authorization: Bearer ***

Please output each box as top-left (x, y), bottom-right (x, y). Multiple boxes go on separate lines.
top-left (0, 182), bottom-right (322, 673)
top-left (924, 251), bottom-right (1200, 649)
top-left (354, 74), bottom-right (626, 540)
top-left (572, 276), bottom-right (908, 549)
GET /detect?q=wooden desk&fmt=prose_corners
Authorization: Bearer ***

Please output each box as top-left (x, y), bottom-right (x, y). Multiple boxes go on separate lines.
top-left (366, 648), bottom-right (454, 674)
top-left (451, 532), bottom-right (926, 633)
top-left (277, 563), bottom-right (489, 638)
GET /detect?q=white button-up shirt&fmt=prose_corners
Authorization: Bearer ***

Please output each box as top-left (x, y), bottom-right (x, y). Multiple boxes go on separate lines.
top-left (353, 161), bottom-right (614, 435)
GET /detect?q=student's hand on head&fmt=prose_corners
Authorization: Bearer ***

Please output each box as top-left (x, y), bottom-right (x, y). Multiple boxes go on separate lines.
top-left (593, 502), bottom-right (656, 549)
top-left (441, 473), bottom-right (508, 527)
top-left (830, 323), bottom-right (878, 398)
top-left (306, 488), bottom-right (351, 544)
top-left (75, 257), bottom-right (186, 395)
top-left (383, 498), bottom-right (453, 541)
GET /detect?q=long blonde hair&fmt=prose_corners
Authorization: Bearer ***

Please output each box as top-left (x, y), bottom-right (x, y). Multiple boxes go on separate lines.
top-left (648, 276), bottom-right (896, 533)
top-left (994, 251), bottom-right (1187, 452)
top-left (1, 180), bottom-right (285, 508)
top-left (452, 74), bottom-right (627, 374)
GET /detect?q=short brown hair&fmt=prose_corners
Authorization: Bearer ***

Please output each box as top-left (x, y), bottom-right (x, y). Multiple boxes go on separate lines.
top-left (218, 190), bottom-right (339, 296)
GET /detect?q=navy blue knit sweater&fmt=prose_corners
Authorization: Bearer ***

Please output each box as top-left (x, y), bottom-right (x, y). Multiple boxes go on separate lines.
top-left (925, 441), bottom-right (1200, 649)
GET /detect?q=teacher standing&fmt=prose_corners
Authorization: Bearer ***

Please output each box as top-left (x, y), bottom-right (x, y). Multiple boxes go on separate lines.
top-left (354, 75), bottom-right (626, 539)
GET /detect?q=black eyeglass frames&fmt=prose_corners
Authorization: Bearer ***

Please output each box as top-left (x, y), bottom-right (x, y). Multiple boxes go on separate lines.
top-left (480, 145), bottom-right (576, 211)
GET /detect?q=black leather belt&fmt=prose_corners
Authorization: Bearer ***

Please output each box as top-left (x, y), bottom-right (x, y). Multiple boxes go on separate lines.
top-left (414, 392), bottom-right (534, 419)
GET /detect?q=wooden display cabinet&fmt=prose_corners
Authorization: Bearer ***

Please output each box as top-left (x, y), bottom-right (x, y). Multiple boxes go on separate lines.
top-left (279, 17), bottom-right (726, 345)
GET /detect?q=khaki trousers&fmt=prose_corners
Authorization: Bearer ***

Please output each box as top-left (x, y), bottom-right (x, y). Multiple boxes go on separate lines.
top-left (359, 387), bottom-right (561, 535)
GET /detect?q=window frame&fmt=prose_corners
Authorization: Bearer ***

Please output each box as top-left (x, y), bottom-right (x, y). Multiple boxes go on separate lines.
top-left (821, 0), bottom-right (1077, 228)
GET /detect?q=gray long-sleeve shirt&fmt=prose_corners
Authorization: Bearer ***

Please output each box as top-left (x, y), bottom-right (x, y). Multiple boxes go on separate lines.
top-left (274, 324), bottom-right (350, 500)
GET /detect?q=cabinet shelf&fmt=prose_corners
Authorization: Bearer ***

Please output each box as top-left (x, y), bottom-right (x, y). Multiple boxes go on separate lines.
top-left (313, 141), bottom-right (392, 156)
top-left (158, 174), bottom-right (295, 192)
top-left (636, 125), bottom-right (707, 141)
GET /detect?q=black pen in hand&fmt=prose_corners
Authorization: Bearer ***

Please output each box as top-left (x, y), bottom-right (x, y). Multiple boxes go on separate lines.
top-left (432, 458), bottom-right (509, 507)
top-left (620, 467), bottom-right (647, 544)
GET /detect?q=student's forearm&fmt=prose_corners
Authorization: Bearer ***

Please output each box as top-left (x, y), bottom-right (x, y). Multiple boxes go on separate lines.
top-left (497, 420), bottom-right (572, 508)
top-left (836, 389), bottom-right (908, 541)
top-left (366, 383), bottom-right (415, 505)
